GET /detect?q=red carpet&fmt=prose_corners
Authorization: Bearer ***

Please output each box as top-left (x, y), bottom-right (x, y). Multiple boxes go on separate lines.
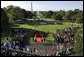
top-left (37, 37), bottom-right (41, 44)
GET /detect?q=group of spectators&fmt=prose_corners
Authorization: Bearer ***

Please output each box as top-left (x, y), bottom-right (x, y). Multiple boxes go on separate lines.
top-left (1, 42), bottom-right (39, 56)
top-left (1, 26), bottom-right (80, 56)
top-left (1, 41), bottom-right (73, 56)
top-left (53, 26), bottom-right (80, 44)
top-left (52, 26), bottom-right (80, 55)
top-left (1, 47), bottom-right (29, 56)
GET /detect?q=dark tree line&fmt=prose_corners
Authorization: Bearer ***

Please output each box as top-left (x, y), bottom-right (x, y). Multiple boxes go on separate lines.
top-left (1, 5), bottom-right (83, 29)
top-left (1, 8), bottom-right (9, 31)
top-left (3, 5), bottom-right (35, 23)
top-left (40, 9), bottom-right (83, 23)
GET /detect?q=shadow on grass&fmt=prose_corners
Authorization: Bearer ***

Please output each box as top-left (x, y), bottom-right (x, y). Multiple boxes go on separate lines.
top-left (23, 28), bottom-right (49, 46)
top-left (8, 23), bottom-right (20, 28)
top-left (45, 40), bottom-right (53, 43)
top-left (7, 28), bottom-right (49, 46)
top-left (24, 19), bottom-right (63, 26)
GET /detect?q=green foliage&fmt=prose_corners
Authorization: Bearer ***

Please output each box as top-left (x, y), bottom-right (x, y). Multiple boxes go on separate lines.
top-left (63, 10), bottom-right (73, 21)
top-left (62, 9), bottom-right (83, 23)
top-left (1, 8), bottom-right (8, 30)
top-left (47, 11), bottom-right (53, 18)
top-left (3, 5), bottom-right (83, 23)
top-left (71, 24), bottom-right (83, 56)
top-left (52, 10), bottom-right (65, 20)
top-left (52, 13), bottom-right (62, 20)
top-left (75, 17), bottom-right (81, 23)
top-left (32, 12), bottom-right (37, 20)
top-left (25, 11), bottom-right (33, 18)
top-left (3, 5), bottom-right (34, 22)
top-left (40, 11), bottom-right (53, 18)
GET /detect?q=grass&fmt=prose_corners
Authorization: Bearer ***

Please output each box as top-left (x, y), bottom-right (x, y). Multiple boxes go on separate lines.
top-left (1, 37), bottom-right (12, 43)
top-left (1, 18), bottom-right (83, 56)
top-left (1, 17), bottom-right (83, 44)
top-left (8, 22), bottom-right (82, 44)
top-left (26, 18), bottom-right (54, 21)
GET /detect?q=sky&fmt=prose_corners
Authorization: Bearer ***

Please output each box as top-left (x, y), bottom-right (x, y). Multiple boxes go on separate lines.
top-left (1, 1), bottom-right (83, 11)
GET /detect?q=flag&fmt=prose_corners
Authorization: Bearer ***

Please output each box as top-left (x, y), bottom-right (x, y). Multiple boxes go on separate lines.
top-left (30, 48), bottom-right (33, 54)
top-left (5, 43), bottom-right (9, 48)
top-left (40, 50), bottom-right (42, 56)
top-left (34, 37), bottom-right (36, 41)
top-left (50, 45), bottom-right (53, 52)
top-left (3, 43), bottom-right (6, 47)
top-left (11, 43), bottom-right (14, 48)
top-left (27, 47), bottom-right (30, 54)
top-left (34, 34), bottom-right (37, 41)
top-left (13, 41), bottom-right (15, 45)
top-left (35, 34), bottom-right (36, 39)
top-left (25, 46), bottom-right (27, 51)
top-left (35, 48), bottom-right (38, 55)
top-left (53, 44), bottom-right (54, 50)
top-left (13, 45), bottom-right (16, 49)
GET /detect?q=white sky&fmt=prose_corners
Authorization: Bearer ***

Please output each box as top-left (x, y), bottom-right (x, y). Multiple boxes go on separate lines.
top-left (1, 1), bottom-right (83, 11)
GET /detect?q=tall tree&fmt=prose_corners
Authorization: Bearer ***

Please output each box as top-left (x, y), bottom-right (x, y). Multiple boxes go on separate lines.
top-left (62, 10), bottom-right (73, 21)
top-left (52, 11), bottom-right (62, 20)
top-left (1, 8), bottom-right (8, 31)
top-left (4, 5), bottom-right (26, 22)
top-left (47, 10), bottom-right (53, 18)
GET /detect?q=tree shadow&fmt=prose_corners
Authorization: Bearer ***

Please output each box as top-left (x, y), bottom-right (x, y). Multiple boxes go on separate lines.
top-left (8, 28), bottom-right (49, 46)
top-left (21, 19), bottom-right (63, 26)
top-left (45, 40), bottom-right (53, 43)
top-left (8, 23), bottom-right (20, 27)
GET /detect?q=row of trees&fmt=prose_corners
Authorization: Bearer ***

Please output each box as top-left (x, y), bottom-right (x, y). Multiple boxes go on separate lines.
top-left (1, 8), bottom-right (8, 31)
top-left (1, 5), bottom-right (83, 31)
top-left (1, 5), bottom-right (37, 31)
top-left (1, 5), bottom-right (83, 27)
top-left (3, 5), bottom-right (36, 22)
top-left (39, 9), bottom-right (83, 23)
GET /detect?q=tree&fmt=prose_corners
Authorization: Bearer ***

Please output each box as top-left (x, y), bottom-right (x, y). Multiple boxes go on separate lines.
top-left (1, 8), bottom-right (8, 31)
top-left (32, 12), bottom-right (37, 20)
top-left (58, 10), bottom-right (65, 18)
top-left (52, 12), bottom-right (62, 20)
top-left (73, 26), bottom-right (83, 56)
top-left (3, 5), bottom-right (26, 22)
top-left (25, 11), bottom-right (32, 18)
top-left (40, 11), bottom-right (48, 18)
top-left (75, 17), bottom-right (81, 23)
top-left (47, 10), bottom-right (53, 18)
top-left (63, 10), bottom-right (73, 21)
top-left (74, 9), bottom-right (83, 23)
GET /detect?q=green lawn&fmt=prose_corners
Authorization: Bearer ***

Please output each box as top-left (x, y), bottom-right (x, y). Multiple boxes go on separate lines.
top-left (1, 19), bottom-right (82, 44)
top-left (26, 18), bottom-right (54, 21)
top-left (9, 22), bottom-right (82, 44)
top-left (1, 19), bottom-right (83, 56)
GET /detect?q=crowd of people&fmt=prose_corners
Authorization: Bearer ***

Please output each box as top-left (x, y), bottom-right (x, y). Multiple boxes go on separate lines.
top-left (1, 41), bottom-right (73, 56)
top-left (53, 25), bottom-right (80, 43)
top-left (1, 26), bottom-right (80, 56)
top-left (9, 28), bottom-right (27, 42)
